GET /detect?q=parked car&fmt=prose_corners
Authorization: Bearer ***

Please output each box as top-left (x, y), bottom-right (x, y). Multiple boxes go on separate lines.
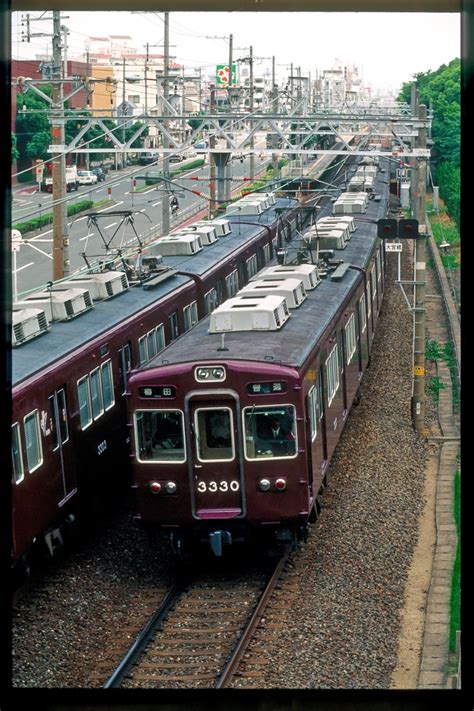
top-left (77, 170), bottom-right (98, 185)
top-left (139, 151), bottom-right (159, 166)
top-left (194, 141), bottom-right (208, 149)
top-left (169, 154), bottom-right (182, 163)
top-left (92, 167), bottom-right (106, 182)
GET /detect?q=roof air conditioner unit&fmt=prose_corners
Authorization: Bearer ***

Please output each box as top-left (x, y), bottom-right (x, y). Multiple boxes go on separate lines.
top-left (174, 225), bottom-right (218, 245)
top-left (237, 277), bottom-right (306, 308)
top-left (226, 201), bottom-right (263, 216)
top-left (12, 307), bottom-right (50, 347)
top-left (150, 234), bottom-right (203, 256)
top-left (195, 218), bottom-right (232, 237)
top-left (67, 270), bottom-right (129, 299)
top-left (209, 294), bottom-right (290, 332)
top-left (14, 286), bottom-right (94, 322)
top-left (253, 263), bottom-right (320, 290)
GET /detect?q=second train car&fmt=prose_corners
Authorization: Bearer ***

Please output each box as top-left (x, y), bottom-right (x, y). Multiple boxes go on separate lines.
top-left (127, 159), bottom-right (390, 556)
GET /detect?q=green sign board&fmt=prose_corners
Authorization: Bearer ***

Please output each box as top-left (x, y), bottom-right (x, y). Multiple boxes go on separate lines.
top-left (216, 64), bottom-right (237, 86)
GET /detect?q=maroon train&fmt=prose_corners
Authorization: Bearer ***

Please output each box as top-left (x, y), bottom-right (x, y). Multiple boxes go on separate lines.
top-left (11, 196), bottom-right (300, 571)
top-left (127, 162), bottom-right (390, 556)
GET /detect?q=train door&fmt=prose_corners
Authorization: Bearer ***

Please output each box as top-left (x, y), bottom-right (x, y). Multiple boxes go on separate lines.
top-left (317, 367), bottom-right (328, 465)
top-left (338, 330), bottom-right (348, 416)
top-left (186, 397), bottom-right (245, 519)
top-left (47, 387), bottom-right (77, 505)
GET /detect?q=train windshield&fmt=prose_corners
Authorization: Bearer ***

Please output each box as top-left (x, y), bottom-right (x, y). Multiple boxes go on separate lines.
top-left (243, 405), bottom-right (297, 459)
top-left (134, 410), bottom-right (185, 462)
top-left (194, 407), bottom-right (234, 462)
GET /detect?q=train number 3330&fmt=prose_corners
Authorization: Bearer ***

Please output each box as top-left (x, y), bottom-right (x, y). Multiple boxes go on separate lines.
top-left (197, 480), bottom-right (240, 493)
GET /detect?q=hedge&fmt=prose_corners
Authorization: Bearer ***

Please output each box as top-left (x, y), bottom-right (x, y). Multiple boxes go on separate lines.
top-left (13, 200), bottom-right (94, 235)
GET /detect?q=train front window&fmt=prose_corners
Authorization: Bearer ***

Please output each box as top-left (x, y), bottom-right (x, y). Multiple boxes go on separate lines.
top-left (135, 410), bottom-right (185, 462)
top-left (194, 408), bottom-right (234, 462)
top-left (243, 405), bottom-right (297, 459)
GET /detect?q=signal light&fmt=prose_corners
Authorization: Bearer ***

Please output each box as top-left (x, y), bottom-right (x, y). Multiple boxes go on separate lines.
top-left (377, 218), bottom-right (419, 239)
top-left (398, 219), bottom-right (419, 238)
top-left (377, 219), bottom-right (397, 239)
top-left (275, 478), bottom-right (287, 491)
top-left (150, 481), bottom-right (162, 494)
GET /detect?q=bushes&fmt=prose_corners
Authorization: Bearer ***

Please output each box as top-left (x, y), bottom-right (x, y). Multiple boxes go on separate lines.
top-left (13, 200), bottom-right (94, 235)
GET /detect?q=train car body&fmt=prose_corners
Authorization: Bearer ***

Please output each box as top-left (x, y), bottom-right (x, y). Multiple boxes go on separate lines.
top-left (11, 196), bottom-right (300, 567)
top-left (128, 160), bottom-right (391, 556)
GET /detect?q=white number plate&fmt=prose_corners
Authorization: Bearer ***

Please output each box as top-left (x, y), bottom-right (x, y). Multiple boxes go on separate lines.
top-left (197, 480), bottom-right (240, 493)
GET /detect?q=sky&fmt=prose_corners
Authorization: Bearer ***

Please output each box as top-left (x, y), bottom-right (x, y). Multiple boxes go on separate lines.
top-left (11, 11), bottom-right (460, 94)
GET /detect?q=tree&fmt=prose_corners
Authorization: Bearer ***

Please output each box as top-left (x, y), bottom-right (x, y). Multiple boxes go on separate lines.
top-left (11, 133), bottom-right (19, 164)
top-left (397, 58), bottom-right (460, 227)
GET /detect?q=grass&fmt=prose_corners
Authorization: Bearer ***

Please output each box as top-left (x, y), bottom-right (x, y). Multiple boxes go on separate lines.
top-left (449, 470), bottom-right (460, 653)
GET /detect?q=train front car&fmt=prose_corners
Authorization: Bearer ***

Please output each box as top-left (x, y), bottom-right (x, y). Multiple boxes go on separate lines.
top-left (129, 355), bottom-right (310, 557)
top-left (129, 157), bottom-right (390, 558)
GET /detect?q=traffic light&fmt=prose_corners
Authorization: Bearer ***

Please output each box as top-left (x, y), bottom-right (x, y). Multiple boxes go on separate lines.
top-left (377, 219), bottom-right (397, 239)
top-left (398, 219), bottom-right (419, 239)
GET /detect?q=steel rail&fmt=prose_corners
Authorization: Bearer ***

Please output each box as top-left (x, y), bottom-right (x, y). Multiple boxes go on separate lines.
top-left (215, 551), bottom-right (290, 688)
top-left (102, 580), bottom-right (185, 688)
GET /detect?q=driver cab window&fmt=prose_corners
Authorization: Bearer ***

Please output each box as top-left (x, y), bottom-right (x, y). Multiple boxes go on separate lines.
top-left (194, 408), bottom-right (234, 461)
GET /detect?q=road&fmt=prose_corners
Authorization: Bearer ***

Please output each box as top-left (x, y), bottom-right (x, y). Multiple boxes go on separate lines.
top-left (13, 151), bottom-right (269, 298)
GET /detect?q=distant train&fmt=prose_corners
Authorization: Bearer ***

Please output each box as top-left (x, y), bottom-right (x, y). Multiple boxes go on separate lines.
top-left (127, 157), bottom-right (390, 557)
top-left (11, 193), bottom-right (301, 572)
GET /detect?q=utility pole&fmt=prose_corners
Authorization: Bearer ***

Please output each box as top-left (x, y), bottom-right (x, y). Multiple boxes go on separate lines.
top-left (144, 42), bottom-right (149, 116)
top-left (209, 84), bottom-right (217, 217)
top-left (52, 10), bottom-right (70, 280)
top-left (249, 45), bottom-right (255, 181)
top-left (271, 56), bottom-right (280, 179)
top-left (161, 11), bottom-right (170, 236)
top-left (412, 102), bottom-right (428, 434)
top-left (225, 34), bottom-right (233, 202)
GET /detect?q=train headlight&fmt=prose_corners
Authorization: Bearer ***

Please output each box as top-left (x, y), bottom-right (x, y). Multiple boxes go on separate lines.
top-left (150, 481), bottom-right (162, 494)
top-left (165, 481), bottom-right (177, 494)
top-left (195, 365), bottom-right (226, 383)
top-left (275, 478), bottom-right (287, 491)
top-left (258, 478), bottom-right (271, 492)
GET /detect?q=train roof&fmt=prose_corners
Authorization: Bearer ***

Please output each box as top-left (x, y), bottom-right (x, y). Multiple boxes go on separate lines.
top-left (139, 173), bottom-right (390, 373)
top-left (12, 196), bottom-right (298, 387)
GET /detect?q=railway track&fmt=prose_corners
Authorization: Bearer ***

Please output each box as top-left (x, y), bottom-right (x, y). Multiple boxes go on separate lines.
top-left (103, 552), bottom-right (291, 689)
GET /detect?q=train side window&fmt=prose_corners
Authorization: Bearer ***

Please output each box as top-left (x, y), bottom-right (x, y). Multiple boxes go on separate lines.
top-left (23, 410), bottom-right (43, 473)
top-left (138, 335), bottom-right (148, 366)
top-left (307, 386), bottom-right (318, 441)
top-left (371, 267), bottom-right (377, 303)
top-left (147, 329), bottom-right (158, 359)
top-left (359, 294), bottom-right (367, 333)
top-left (194, 408), bottom-right (234, 462)
top-left (344, 313), bottom-right (357, 364)
top-left (90, 367), bottom-right (104, 420)
top-left (246, 254), bottom-right (258, 279)
top-left (317, 369), bottom-right (324, 420)
top-left (183, 301), bottom-right (198, 331)
top-left (204, 288), bottom-right (218, 315)
top-left (134, 410), bottom-right (186, 462)
top-left (376, 251), bottom-right (382, 283)
top-left (12, 423), bottom-right (24, 484)
top-left (156, 324), bottom-right (165, 353)
top-left (169, 311), bottom-right (179, 341)
top-left (119, 343), bottom-right (132, 395)
top-left (366, 274), bottom-right (372, 319)
top-left (48, 394), bottom-right (59, 451)
top-left (101, 360), bottom-right (115, 410)
top-left (77, 375), bottom-right (92, 429)
top-left (325, 344), bottom-right (340, 406)
top-left (226, 269), bottom-right (239, 298)
top-left (56, 389), bottom-right (69, 443)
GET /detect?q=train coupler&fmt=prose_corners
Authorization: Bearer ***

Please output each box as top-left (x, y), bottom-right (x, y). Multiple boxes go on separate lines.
top-left (209, 530), bottom-right (232, 557)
